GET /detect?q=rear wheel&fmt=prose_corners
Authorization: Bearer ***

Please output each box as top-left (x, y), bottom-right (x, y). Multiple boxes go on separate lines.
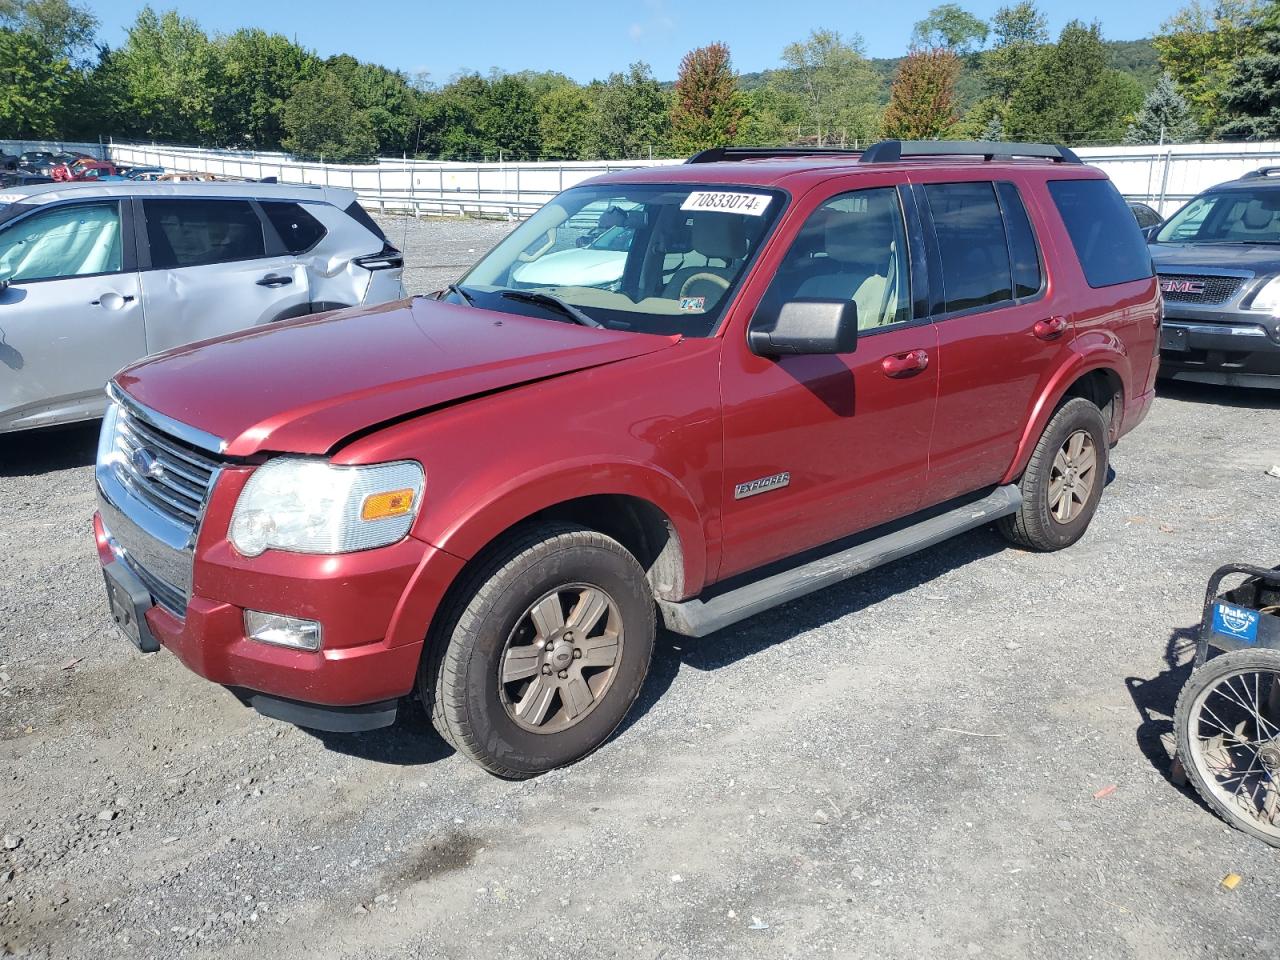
top-left (420, 523), bottom-right (655, 778)
top-left (1174, 649), bottom-right (1280, 848)
top-left (999, 397), bottom-right (1108, 551)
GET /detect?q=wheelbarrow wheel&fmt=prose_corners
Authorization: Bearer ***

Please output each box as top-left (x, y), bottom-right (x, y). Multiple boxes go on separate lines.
top-left (1174, 647), bottom-right (1280, 848)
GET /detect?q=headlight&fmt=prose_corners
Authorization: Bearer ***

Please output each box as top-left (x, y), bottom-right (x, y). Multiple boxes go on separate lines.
top-left (229, 458), bottom-right (424, 557)
top-left (1248, 275), bottom-right (1280, 314)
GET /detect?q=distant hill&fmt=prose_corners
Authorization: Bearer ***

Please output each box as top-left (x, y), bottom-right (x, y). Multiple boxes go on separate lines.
top-left (732, 37), bottom-right (1161, 109)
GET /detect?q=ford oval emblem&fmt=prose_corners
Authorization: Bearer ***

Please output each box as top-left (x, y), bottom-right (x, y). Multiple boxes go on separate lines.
top-left (131, 446), bottom-right (165, 481)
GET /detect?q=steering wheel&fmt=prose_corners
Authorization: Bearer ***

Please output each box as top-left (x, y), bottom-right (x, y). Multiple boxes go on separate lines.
top-left (517, 227), bottom-right (557, 263)
top-left (679, 272), bottom-right (730, 299)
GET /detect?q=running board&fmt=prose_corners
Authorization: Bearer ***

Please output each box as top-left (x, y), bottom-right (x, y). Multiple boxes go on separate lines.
top-left (657, 484), bottom-right (1022, 638)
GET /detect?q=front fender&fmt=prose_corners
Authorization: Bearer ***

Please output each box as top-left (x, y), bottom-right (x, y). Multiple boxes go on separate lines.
top-left (417, 456), bottom-right (709, 599)
top-left (1000, 333), bottom-right (1128, 485)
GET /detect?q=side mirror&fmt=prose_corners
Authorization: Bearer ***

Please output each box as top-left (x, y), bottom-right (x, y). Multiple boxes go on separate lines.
top-left (1142, 224), bottom-right (1160, 241)
top-left (748, 299), bottom-right (858, 357)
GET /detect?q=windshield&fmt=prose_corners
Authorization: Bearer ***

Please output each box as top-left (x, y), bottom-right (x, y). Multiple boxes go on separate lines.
top-left (454, 183), bottom-right (784, 337)
top-left (1155, 188), bottom-right (1280, 244)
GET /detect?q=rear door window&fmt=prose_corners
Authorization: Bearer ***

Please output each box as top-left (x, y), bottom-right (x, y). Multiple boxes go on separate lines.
top-left (924, 181), bottom-right (1013, 313)
top-left (260, 200), bottom-right (327, 254)
top-left (997, 182), bottom-right (1043, 299)
top-left (1048, 178), bottom-right (1153, 287)
top-left (143, 199), bottom-right (266, 269)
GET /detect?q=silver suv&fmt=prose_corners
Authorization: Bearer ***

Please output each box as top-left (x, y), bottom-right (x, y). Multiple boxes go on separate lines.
top-left (0, 181), bottom-right (404, 433)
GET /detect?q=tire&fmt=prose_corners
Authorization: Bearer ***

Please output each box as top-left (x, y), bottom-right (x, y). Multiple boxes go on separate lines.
top-left (999, 396), bottom-right (1108, 552)
top-left (419, 522), bottom-right (655, 778)
top-left (1174, 648), bottom-right (1280, 848)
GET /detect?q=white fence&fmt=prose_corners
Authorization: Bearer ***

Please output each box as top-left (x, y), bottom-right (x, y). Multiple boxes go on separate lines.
top-left (107, 141), bottom-right (680, 218)
top-left (0, 138), bottom-right (107, 159)
top-left (1076, 142), bottom-right (1280, 214)
top-left (103, 139), bottom-right (1280, 220)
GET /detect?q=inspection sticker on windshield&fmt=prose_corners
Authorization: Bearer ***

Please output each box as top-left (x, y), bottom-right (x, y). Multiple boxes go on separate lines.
top-left (1213, 602), bottom-right (1260, 644)
top-left (681, 191), bottom-right (772, 216)
top-left (679, 296), bottom-right (705, 312)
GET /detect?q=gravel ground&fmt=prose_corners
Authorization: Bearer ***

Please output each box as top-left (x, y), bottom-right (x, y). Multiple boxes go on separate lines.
top-left (2, 216), bottom-right (1280, 959)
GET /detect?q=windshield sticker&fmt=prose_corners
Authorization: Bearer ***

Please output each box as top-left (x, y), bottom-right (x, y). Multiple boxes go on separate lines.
top-left (681, 191), bottom-right (772, 217)
top-left (679, 296), bottom-right (706, 312)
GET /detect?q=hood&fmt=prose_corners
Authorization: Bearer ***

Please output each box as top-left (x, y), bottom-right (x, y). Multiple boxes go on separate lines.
top-left (1150, 241), bottom-right (1280, 276)
top-left (115, 298), bottom-right (679, 457)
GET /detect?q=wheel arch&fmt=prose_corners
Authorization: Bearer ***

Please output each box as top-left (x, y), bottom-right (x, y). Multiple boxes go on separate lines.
top-left (1002, 354), bottom-right (1126, 485)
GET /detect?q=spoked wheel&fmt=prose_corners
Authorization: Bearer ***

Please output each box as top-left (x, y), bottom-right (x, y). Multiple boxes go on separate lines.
top-left (1175, 648), bottom-right (1280, 847)
top-left (420, 523), bottom-right (655, 778)
top-left (1048, 429), bottom-right (1098, 524)
top-left (500, 584), bottom-right (624, 733)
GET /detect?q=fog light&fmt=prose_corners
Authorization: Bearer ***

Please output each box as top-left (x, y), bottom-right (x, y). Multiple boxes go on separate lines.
top-left (244, 610), bottom-right (322, 651)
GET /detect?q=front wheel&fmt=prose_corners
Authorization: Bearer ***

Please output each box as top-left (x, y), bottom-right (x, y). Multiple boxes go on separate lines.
top-left (1174, 648), bottom-right (1280, 848)
top-left (999, 397), bottom-right (1108, 552)
top-left (420, 523), bottom-right (655, 778)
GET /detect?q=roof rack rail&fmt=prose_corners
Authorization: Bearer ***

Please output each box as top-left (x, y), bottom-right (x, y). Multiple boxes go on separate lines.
top-left (686, 146), bottom-right (863, 164)
top-left (858, 140), bottom-right (1082, 164)
top-left (1240, 166), bottom-right (1280, 179)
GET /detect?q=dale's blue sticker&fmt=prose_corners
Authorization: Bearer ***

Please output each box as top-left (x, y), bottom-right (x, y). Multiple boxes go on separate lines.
top-left (1213, 602), bottom-right (1260, 644)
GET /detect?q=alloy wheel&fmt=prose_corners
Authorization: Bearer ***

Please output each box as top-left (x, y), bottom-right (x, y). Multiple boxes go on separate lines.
top-left (1048, 429), bottom-right (1098, 524)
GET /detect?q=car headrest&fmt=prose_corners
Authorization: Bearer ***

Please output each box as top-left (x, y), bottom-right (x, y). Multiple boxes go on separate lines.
top-left (691, 214), bottom-right (748, 261)
top-left (1242, 201), bottom-right (1273, 231)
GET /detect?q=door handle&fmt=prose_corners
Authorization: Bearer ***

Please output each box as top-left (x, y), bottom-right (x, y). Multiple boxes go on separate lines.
top-left (256, 274), bottom-right (293, 287)
top-left (881, 349), bottom-right (930, 378)
top-left (1033, 316), bottom-right (1068, 340)
top-left (90, 294), bottom-right (135, 306)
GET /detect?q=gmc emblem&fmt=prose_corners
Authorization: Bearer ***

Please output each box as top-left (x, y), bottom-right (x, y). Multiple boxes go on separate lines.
top-left (1160, 278), bottom-right (1205, 295)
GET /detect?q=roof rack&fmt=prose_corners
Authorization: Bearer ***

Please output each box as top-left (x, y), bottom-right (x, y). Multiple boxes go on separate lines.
top-left (858, 140), bottom-right (1082, 164)
top-left (685, 146), bottom-right (863, 164)
top-left (1240, 166), bottom-right (1280, 179)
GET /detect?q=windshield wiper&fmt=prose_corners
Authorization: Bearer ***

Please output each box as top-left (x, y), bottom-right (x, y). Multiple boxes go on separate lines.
top-left (445, 283), bottom-right (476, 305)
top-left (500, 290), bottom-right (602, 328)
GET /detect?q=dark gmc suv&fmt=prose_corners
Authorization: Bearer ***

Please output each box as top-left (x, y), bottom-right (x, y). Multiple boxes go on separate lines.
top-left (95, 141), bottom-right (1158, 777)
top-left (1151, 167), bottom-right (1280, 388)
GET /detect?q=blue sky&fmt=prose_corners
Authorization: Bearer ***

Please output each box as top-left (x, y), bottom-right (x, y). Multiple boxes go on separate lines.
top-left (90, 0), bottom-right (1186, 83)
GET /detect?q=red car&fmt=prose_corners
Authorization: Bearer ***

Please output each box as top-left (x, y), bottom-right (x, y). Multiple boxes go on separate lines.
top-left (95, 140), bottom-right (1159, 777)
top-left (51, 159), bottom-right (119, 181)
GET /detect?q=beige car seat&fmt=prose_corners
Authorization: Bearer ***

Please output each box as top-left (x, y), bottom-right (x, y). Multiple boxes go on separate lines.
top-left (662, 214), bottom-right (748, 305)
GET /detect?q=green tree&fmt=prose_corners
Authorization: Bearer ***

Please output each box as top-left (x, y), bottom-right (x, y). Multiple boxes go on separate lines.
top-left (281, 69), bottom-right (377, 162)
top-left (537, 83), bottom-right (594, 159)
top-left (1006, 20), bottom-right (1143, 144)
top-left (1125, 72), bottom-right (1199, 143)
top-left (1219, 14), bottom-right (1280, 139)
top-left (0, 0), bottom-right (95, 61)
top-left (881, 47), bottom-right (963, 139)
top-left (670, 42), bottom-right (746, 153)
top-left (776, 29), bottom-right (882, 145)
top-left (322, 54), bottom-right (420, 155)
top-left (110, 6), bottom-right (219, 143)
top-left (587, 62), bottom-right (669, 159)
top-left (213, 29), bottom-right (317, 149)
top-left (0, 27), bottom-right (71, 137)
top-left (736, 85), bottom-right (799, 145)
top-left (911, 4), bottom-right (990, 55)
top-left (982, 2), bottom-right (1049, 104)
top-left (1154, 1), bottom-right (1266, 132)
top-left (475, 74), bottom-right (541, 159)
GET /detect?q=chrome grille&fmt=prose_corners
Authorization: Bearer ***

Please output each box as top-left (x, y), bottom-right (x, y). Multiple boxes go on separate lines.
top-left (110, 406), bottom-right (220, 533)
top-left (1157, 273), bottom-right (1244, 305)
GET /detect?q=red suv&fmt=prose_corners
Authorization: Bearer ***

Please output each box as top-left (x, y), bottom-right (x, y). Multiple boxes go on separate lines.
top-left (95, 141), bottom-right (1159, 777)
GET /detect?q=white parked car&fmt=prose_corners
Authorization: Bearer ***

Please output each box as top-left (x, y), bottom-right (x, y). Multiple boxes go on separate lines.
top-left (0, 180), bottom-right (404, 434)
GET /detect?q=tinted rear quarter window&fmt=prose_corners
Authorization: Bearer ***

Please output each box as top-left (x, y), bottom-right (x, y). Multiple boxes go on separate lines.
top-left (144, 199), bottom-right (265, 269)
top-left (1048, 178), bottom-right (1153, 287)
top-left (342, 200), bottom-right (386, 241)
top-left (924, 181), bottom-right (1012, 312)
top-left (260, 200), bottom-right (327, 253)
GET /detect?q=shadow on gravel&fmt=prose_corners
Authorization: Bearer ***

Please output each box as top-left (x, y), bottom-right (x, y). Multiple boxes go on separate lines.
top-left (1156, 379), bottom-right (1280, 410)
top-left (0, 420), bottom-right (99, 476)
top-left (620, 525), bottom-right (1008, 735)
top-left (310, 697), bottom-right (455, 766)
top-left (1124, 625), bottom-right (1198, 793)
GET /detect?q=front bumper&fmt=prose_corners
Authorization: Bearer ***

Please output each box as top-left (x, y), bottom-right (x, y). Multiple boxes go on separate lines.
top-left (1159, 313), bottom-right (1280, 387)
top-left (95, 511), bottom-right (467, 730)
